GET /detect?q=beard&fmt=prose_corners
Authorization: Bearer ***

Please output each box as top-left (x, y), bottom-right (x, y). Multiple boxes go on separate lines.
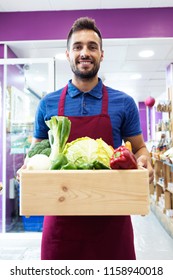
top-left (70, 59), bottom-right (100, 80)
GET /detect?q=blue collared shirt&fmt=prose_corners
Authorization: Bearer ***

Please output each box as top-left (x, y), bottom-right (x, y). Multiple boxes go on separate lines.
top-left (34, 79), bottom-right (141, 148)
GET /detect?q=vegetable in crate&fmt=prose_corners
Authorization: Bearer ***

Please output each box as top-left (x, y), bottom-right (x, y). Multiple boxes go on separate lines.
top-left (26, 154), bottom-right (52, 170)
top-left (45, 116), bottom-right (113, 170)
top-left (50, 153), bottom-right (68, 170)
top-left (110, 143), bottom-right (137, 169)
top-left (25, 139), bottom-right (52, 170)
top-left (64, 137), bottom-right (113, 169)
top-left (45, 116), bottom-right (71, 169)
top-left (27, 139), bottom-right (51, 158)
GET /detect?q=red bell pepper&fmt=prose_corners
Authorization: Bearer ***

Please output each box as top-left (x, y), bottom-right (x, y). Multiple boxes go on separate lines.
top-left (110, 146), bottom-right (137, 169)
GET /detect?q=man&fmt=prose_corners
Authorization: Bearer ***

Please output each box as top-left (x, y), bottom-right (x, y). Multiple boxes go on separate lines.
top-left (24, 17), bottom-right (153, 259)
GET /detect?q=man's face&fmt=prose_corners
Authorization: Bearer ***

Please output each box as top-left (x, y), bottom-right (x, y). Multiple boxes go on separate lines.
top-left (66, 30), bottom-right (104, 79)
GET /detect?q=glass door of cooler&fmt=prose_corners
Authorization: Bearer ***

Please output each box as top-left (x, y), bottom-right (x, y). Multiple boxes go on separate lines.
top-left (0, 58), bottom-right (54, 233)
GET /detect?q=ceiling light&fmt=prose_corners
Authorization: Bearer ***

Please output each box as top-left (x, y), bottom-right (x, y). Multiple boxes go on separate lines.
top-left (138, 50), bottom-right (154, 58)
top-left (130, 73), bottom-right (142, 80)
top-left (55, 53), bottom-right (66, 60)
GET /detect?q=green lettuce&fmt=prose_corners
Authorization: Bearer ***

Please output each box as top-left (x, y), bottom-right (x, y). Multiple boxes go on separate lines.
top-left (64, 137), bottom-right (113, 169)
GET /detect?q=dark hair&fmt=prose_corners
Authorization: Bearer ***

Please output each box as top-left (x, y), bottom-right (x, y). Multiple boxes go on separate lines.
top-left (67, 17), bottom-right (102, 50)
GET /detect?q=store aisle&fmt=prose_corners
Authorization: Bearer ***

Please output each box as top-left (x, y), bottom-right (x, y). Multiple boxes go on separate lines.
top-left (0, 211), bottom-right (173, 260)
top-left (0, 232), bottom-right (41, 260)
top-left (132, 212), bottom-right (173, 259)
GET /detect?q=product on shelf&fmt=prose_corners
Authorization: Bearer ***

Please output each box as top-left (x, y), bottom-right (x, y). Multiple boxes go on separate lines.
top-left (159, 147), bottom-right (173, 163)
top-left (156, 100), bottom-right (172, 112)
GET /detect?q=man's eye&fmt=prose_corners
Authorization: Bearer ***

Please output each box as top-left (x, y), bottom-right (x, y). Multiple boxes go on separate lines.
top-left (89, 45), bottom-right (98, 50)
top-left (73, 45), bottom-right (81, 50)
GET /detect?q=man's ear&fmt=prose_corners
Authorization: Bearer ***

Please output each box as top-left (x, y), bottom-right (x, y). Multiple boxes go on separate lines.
top-left (100, 50), bottom-right (104, 61)
top-left (66, 50), bottom-right (70, 61)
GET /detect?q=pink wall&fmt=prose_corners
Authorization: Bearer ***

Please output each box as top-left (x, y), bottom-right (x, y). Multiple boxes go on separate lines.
top-left (0, 44), bottom-right (4, 231)
top-left (138, 102), bottom-right (148, 142)
top-left (0, 8), bottom-right (173, 41)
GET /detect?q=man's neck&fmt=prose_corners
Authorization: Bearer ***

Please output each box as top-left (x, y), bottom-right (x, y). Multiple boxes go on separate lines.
top-left (71, 76), bottom-right (99, 92)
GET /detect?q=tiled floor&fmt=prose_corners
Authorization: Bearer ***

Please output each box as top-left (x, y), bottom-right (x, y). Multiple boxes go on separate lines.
top-left (0, 211), bottom-right (173, 260)
top-left (0, 232), bottom-right (41, 260)
top-left (132, 212), bottom-right (173, 259)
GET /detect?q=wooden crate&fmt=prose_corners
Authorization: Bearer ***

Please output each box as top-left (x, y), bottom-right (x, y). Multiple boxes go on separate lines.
top-left (20, 169), bottom-right (150, 216)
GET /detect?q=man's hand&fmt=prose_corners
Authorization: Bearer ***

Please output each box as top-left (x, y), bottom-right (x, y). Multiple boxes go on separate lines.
top-left (16, 164), bottom-right (27, 183)
top-left (137, 155), bottom-right (154, 184)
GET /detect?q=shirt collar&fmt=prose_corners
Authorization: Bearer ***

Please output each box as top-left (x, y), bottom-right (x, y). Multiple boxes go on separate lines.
top-left (67, 78), bottom-right (103, 99)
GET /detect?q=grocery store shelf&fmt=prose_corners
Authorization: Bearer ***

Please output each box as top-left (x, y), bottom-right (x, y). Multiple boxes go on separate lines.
top-left (150, 200), bottom-right (173, 239)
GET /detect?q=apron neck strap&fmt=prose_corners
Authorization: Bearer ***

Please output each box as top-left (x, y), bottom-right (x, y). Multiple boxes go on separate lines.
top-left (58, 84), bottom-right (68, 115)
top-left (102, 85), bottom-right (108, 114)
top-left (58, 84), bottom-right (108, 115)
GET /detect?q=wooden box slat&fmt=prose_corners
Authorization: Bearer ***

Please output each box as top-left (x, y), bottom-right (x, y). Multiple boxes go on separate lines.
top-left (20, 169), bottom-right (149, 216)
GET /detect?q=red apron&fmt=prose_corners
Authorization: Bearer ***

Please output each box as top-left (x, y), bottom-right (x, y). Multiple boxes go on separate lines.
top-left (41, 84), bottom-right (136, 260)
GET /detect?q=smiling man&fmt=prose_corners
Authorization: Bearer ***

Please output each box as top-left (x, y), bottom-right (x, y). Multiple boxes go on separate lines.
top-left (66, 28), bottom-right (103, 82)
top-left (21, 17), bottom-right (153, 260)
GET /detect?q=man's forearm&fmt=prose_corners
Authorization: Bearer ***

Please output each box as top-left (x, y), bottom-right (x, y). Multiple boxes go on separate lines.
top-left (135, 146), bottom-right (151, 162)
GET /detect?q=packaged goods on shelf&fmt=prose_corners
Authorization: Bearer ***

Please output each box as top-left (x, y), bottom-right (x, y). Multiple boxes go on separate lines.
top-left (158, 194), bottom-right (165, 211)
top-left (156, 100), bottom-right (172, 112)
top-left (166, 209), bottom-right (173, 217)
top-left (168, 182), bottom-right (173, 193)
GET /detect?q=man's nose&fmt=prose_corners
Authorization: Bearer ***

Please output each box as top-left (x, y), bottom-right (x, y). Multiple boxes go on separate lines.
top-left (80, 46), bottom-right (90, 57)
